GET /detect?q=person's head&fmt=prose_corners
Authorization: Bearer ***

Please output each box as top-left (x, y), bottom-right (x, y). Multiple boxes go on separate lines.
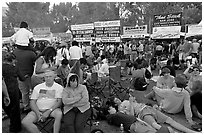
top-left (20, 21), bottom-right (28, 28)
top-left (106, 96), bottom-right (121, 111)
top-left (67, 74), bottom-right (79, 88)
top-left (133, 61), bottom-right (139, 70)
top-left (100, 55), bottom-right (105, 60)
top-left (59, 41), bottom-right (67, 48)
top-left (192, 38), bottom-right (197, 43)
top-left (161, 67), bottom-right (170, 77)
top-left (3, 52), bottom-right (16, 64)
top-left (167, 59), bottom-right (173, 66)
top-left (118, 100), bottom-right (130, 113)
top-left (61, 59), bottom-right (69, 67)
top-left (44, 70), bottom-right (57, 86)
top-left (72, 41), bottom-right (79, 46)
top-left (40, 46), bottom-right (57, 63)
top-left (191, 65), bottom-right (201, 76)
top-left (79, 58), bottom-right (87, 69)
top-left (191, 80), bottom-right (202, 93)
top-left (174, 74), bottom-right (188, 88)
top-left (140, 60), bottom-right (149, 69)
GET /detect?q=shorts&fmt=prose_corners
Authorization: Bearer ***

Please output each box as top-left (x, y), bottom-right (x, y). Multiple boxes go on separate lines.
top-left (139, 106), bottom-right (169, 125)
top-left (179, 52), bottom-right (184, 60)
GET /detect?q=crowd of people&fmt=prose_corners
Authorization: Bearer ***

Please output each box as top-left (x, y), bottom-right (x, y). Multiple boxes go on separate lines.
top-left (2, 21), bottom-right (202, 133)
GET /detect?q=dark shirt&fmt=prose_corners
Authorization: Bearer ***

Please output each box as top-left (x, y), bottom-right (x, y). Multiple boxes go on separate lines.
top-left (191, 92), bottom-right (202, 114)
top-left (135, 58), bottom-right (145, 66)
top-left (2, 63), bottom-right (25, 93)
top-left (13, 48), bottom-right (37, 76)
top-left (107, 112), bottom-right (136, 131)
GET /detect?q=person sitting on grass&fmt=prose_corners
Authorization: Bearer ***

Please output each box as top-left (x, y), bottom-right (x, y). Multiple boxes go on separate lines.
top-left (183, 64), bottom-right (202, 94)
top-left (156, 67), bottom-right (176, 89)
top-left (22, 70), bottom-right (63, 133)
top-left (105, 95), bottom-right (197, 133)
top-left (190, 80), bottom-right (202, 120)
top-left (145, 74), bottom-right (195, 125)
top-left (57, 59), bottom-right (70, 87)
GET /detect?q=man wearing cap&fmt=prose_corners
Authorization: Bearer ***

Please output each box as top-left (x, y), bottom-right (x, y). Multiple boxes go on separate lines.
top-left (156, 68), bottom-right (176, 89)
top-left (22, 70), bottom-right (63, 133)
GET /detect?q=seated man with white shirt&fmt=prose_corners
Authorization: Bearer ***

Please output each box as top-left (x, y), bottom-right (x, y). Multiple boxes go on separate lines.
top-left (22, 70), bottom-right (63, 133)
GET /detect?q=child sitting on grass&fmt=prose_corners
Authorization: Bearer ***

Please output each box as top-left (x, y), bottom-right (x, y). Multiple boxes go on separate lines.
top-left (57, 59), bottom-right (70, 87)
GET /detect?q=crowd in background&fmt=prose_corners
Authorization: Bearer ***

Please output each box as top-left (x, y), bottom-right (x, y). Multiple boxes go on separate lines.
top-left (2, 21), bottom-right (202, 133)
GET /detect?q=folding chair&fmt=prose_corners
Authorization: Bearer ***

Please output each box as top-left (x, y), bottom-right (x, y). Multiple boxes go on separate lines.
top-left (86, 72), bottom-right (108, 99)
top-left (35, 117), bottom-right (54, 133)
top-left (119, 59), bottom-right (128, 76)
top-left (35, 105), bottom-right (64, 133)
top-left (109, 66), bottom-right (133, 100)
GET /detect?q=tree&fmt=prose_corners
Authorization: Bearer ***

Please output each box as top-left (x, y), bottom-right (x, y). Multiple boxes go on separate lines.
top-left (5, 2), bottom-right (52, 28)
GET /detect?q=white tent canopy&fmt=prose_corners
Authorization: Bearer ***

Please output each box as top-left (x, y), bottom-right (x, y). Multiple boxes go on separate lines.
top-left (186, 20), bottom-right (202, 37)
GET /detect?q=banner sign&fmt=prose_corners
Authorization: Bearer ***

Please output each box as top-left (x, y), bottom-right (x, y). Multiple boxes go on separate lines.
top-left (71, 23), bottom-right (94, 42)
top-left (186, 24), bottom-right (202, 37)
top-left (94, 20), bottom-right (120, 27)
top-left (123, 25), bottom-right (147, 35)
top-left (33, 27), bottom-right (50, 35)
top-left (52, 33), bottom-right (72, 42)
top-left (94, 20), bottom-right (120, 42)
top-left (152, 26), bottom-right (181, 39)
top-left (71, 23), bottom-right (94, 30)
top-left (153, 12), bottom-right (182, 27)
top-left (121, 34), bottom-right (149, 39)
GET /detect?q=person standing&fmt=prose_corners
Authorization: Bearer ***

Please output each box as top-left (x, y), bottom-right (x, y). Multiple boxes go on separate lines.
top-left (13, 46), bottom-right (37, 112)
top-left (69, 41), bottom-right (83, 67)
top-left (3, 52), bottom-right (26, 132)
top-left (191, 39), bottom-right (200, 59)
top-left (55, 41), bottom-right (70, 67)
top-left (183, 39), bottom-right (193, 61)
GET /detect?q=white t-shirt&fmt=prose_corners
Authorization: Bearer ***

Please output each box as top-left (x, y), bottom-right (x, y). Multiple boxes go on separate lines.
top-left (11, 28), bottom-right (33, 46)
top-left (69, 46), bottom-right (83, 60)
top-left (55, 48), bottom-right (70, 66)
top-left (31, 82), bottom-right (63, 111)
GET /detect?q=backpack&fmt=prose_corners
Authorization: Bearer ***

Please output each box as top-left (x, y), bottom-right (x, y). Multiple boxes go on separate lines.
top-left (133, 77), bottom-right (148, 91)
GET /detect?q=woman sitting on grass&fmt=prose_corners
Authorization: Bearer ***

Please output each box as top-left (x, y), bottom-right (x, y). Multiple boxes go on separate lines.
top-left (105, 95), bottom-right (197, 133)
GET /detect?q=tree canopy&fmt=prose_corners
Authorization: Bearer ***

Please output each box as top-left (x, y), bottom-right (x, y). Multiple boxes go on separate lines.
top-left (2, 2), bottom-right (202, 37)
